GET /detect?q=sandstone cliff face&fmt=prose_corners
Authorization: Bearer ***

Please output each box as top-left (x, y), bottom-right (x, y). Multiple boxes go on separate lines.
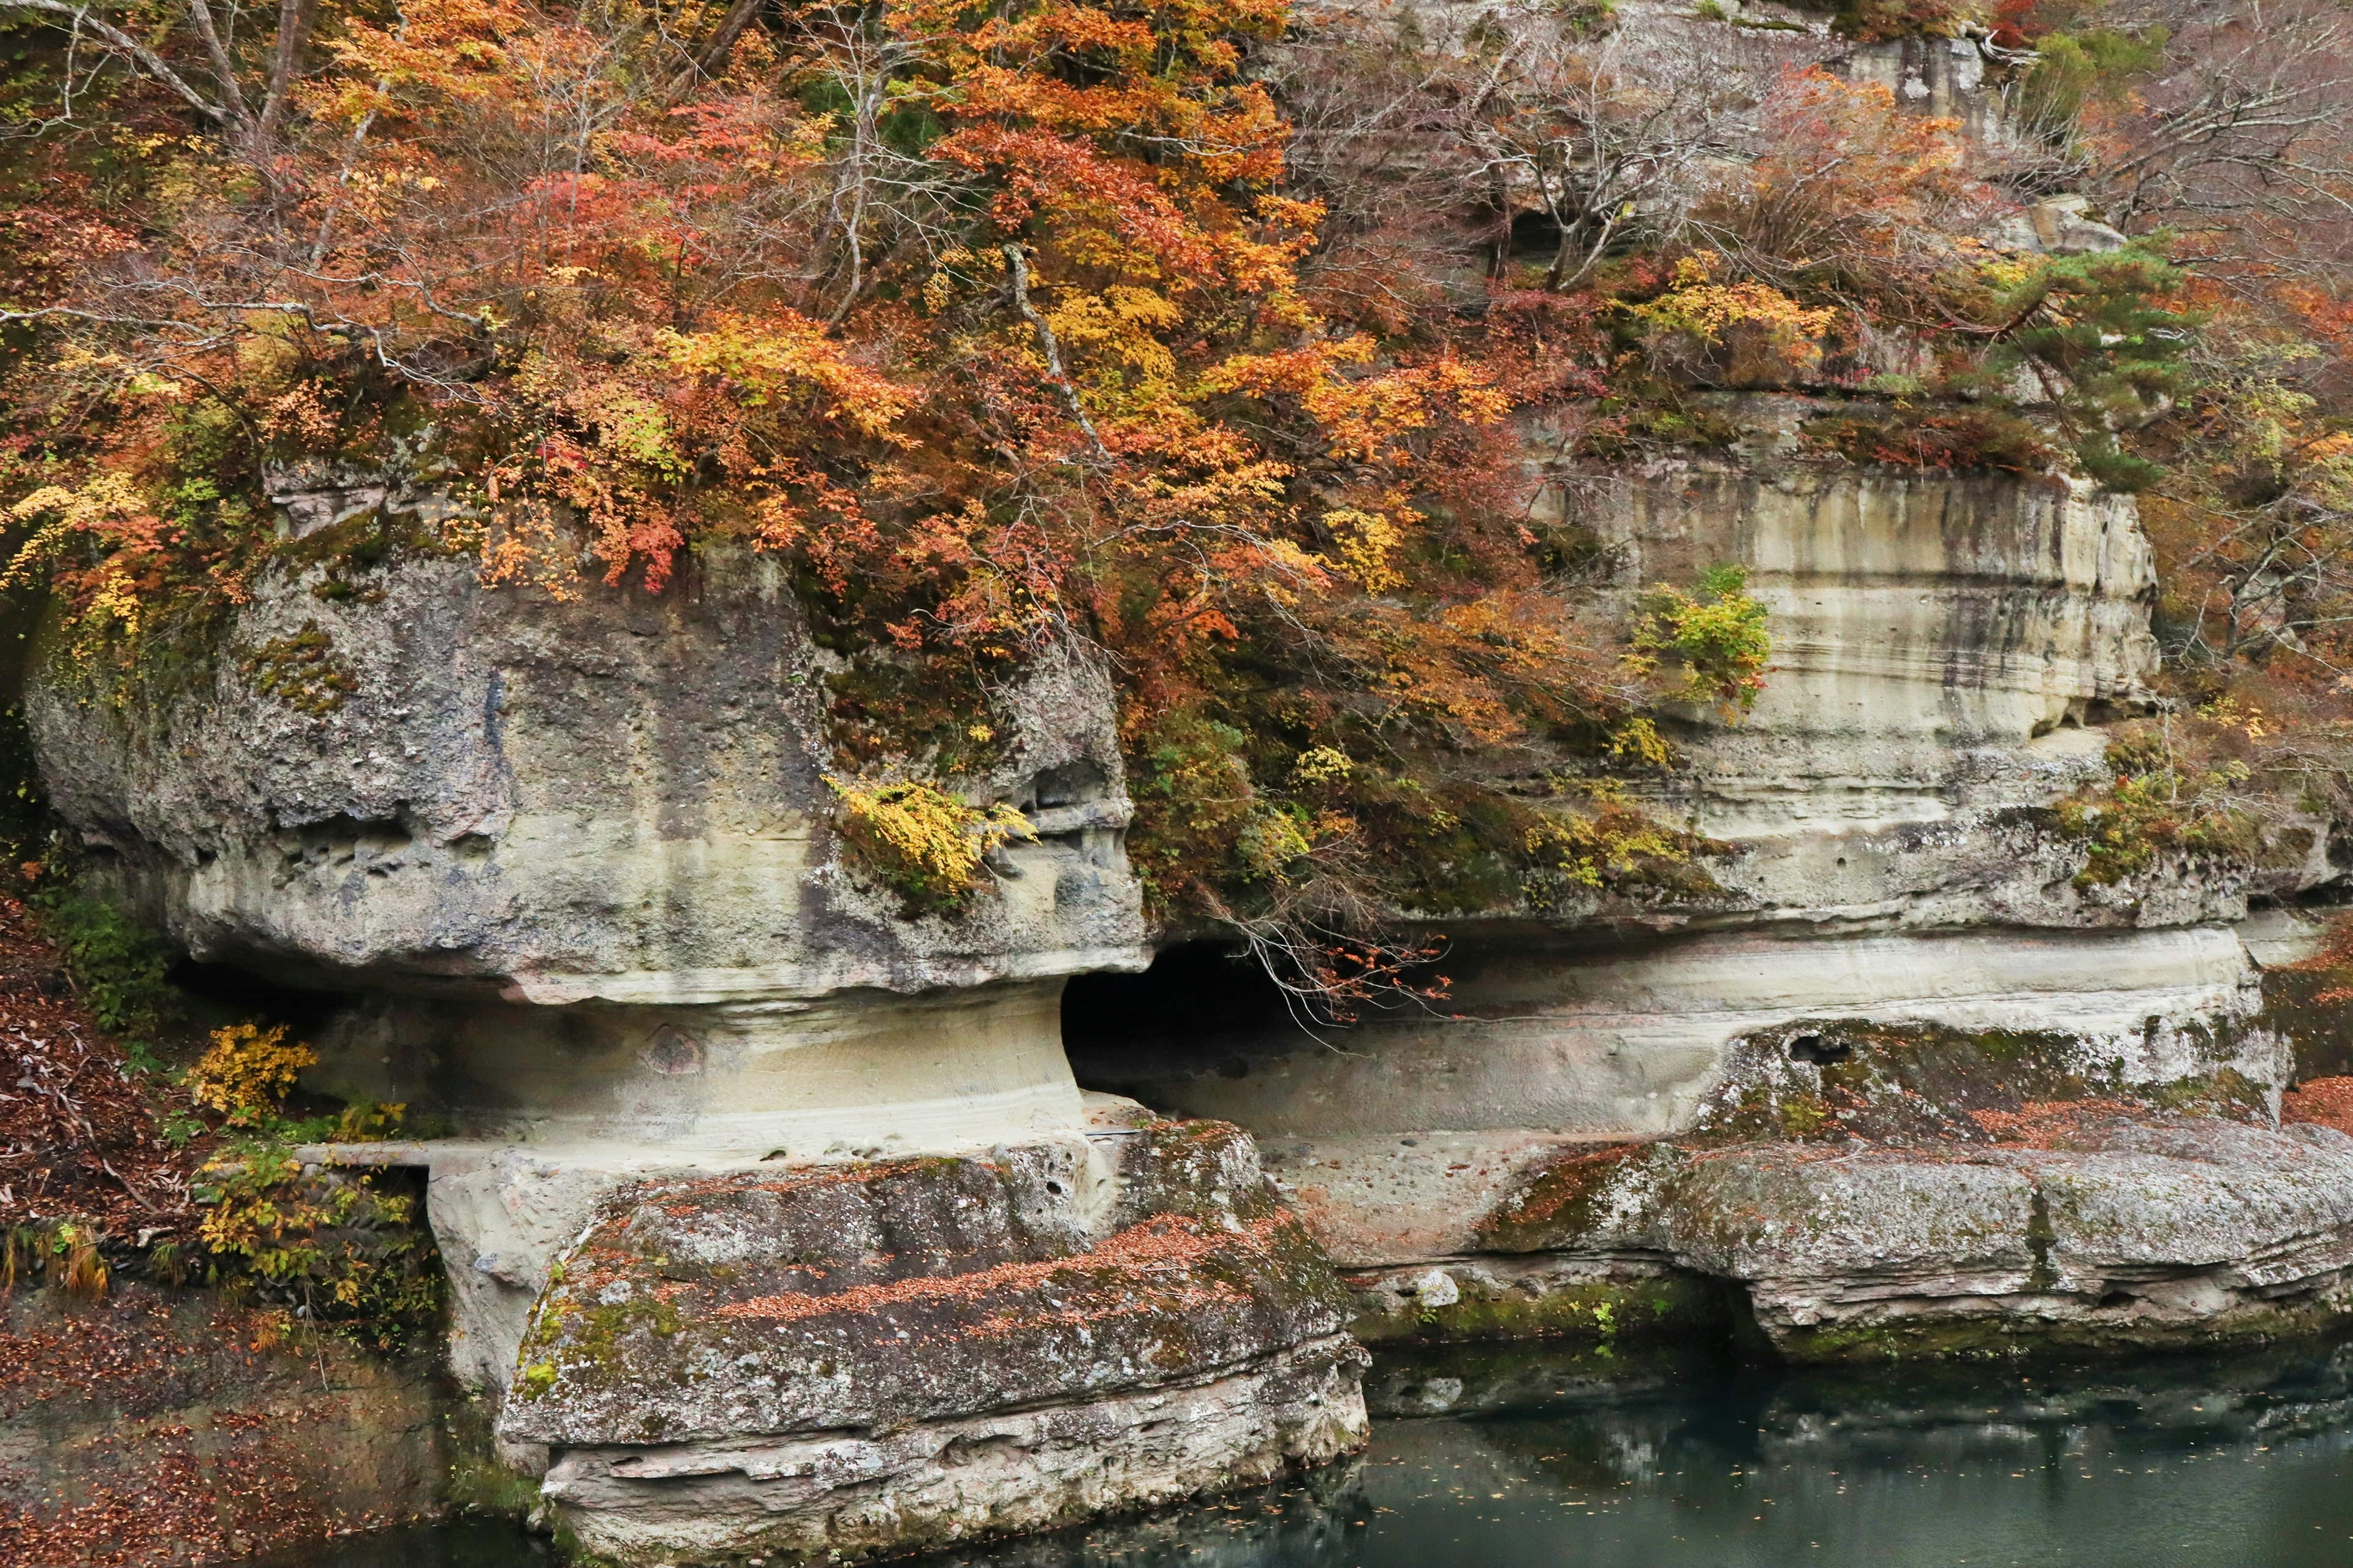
top-left (1073, 442), bottom-right (2352, 1359)
top-left (30, 540), bottom-right (1143, 1002)
top-left (22, 519), bottom-right (1371, 1561)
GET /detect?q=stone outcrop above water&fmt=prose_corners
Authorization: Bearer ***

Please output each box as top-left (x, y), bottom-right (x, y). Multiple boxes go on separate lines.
top-left (28, 543), bottom-right (1145, 1001)
top-left (1336, 1017), bottom-right (2353, 1359)
top-left (1069, 447), bottom-right (2353, 1363)
top-left (502, 1121), bottom-right (1366, 1564)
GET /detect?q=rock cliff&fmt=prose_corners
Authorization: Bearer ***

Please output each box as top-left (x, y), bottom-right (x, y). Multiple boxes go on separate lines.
top-left (24, 531), bottom-right (1365, 1559)
top-left (16, 18), bottom-right (2353, 1567)
top-left (1072, 434), bottom-right (2352, 1358)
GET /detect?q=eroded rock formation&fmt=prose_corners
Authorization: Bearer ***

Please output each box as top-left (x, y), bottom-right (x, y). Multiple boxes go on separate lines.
top-left (1073, 436), bottom-right (2353, 1359)
top-left (509, 1121), bottom-right (1365, 1562)
top-left (24, 534), bottom-right (1366, 1559)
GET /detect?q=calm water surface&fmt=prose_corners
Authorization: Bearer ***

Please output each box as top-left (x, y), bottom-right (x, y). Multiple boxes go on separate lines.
top-left (285, 1339), bottom-right (2353, 1568)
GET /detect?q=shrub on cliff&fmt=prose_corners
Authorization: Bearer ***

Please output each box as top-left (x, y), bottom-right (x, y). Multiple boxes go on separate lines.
top-left (0, 0), bottom-right (1761, 999)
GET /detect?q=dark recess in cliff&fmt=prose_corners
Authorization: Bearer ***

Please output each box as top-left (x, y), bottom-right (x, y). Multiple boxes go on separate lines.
top-left (1063, 942), bottom-right (1316, 1093)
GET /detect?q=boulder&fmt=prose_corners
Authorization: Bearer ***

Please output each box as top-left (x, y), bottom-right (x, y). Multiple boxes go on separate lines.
top-left (1355, 1018), bottom-right (2353, 1359)
top-left (503, 1121), bottom-right (1367, 1564)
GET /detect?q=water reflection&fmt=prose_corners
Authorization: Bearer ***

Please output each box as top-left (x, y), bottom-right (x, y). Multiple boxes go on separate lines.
top-left (961, 1338), bottom-right (2353, 1568)
top-left (281, 1338), bottom-right (2353, 1568)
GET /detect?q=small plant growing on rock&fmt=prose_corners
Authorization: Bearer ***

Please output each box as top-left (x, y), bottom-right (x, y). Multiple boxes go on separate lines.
top-left (195, 1146), bottom-right (441, 1343)
top-left (827, 778), bottom-right (1033, 917)
top-left (240, 623), bottom-right (359, 716)
top-left (189, 1023), bottom-right (317, 1127)
top-left (1627, 565), bottom-right (1772, 716)
top-left (2055, 762), bottom-right (2264, 888)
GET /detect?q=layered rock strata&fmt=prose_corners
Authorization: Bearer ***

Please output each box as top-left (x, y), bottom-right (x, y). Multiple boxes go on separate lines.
top-left (25, 532), bottom-right (1379, 1556)
top-left (28, 537), bottom-right (1156, 1371)
top-left (1075, 445), bottom-right (2351, 1358)
top-left (502, 1122), bottom-right (1367, 1564)
top-left (31, 541), bottom-right (1143, 1000)
top-left (1441, 1021), bottom-right (2353, 1359)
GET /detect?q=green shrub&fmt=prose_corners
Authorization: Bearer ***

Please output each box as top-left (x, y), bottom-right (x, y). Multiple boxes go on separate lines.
top-left (31, 888), bottom-right (183, 1039)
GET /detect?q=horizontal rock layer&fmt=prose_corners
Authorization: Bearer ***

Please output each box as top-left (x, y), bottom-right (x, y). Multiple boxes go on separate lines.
top-left (31, 543), bottom-right (1144, 1001)
top-left (541, 1341), bottom-right (1364, 1566)
top-left (499, 1121), bottom-right (1366, 1564)
top-left (1085, 925), bottom-right (2272, 1153)
top-left (1335, 1017), bottom-right (2353, 1359)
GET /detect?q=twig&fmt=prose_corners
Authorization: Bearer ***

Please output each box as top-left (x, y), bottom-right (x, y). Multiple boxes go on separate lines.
top-left (1002, 244), bottom-right (1110, 462)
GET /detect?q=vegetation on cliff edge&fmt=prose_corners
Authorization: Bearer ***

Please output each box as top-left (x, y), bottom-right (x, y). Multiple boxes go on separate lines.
top-left (2, 0), bottom-right (2352, 974)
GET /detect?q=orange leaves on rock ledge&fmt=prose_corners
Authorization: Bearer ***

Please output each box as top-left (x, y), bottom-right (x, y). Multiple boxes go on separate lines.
top-left (0, 0), bottom-right (1712, 958)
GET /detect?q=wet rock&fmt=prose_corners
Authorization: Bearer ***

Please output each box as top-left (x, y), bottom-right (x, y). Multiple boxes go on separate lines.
top-left (502, 1122), bottom-right (1368, 1564)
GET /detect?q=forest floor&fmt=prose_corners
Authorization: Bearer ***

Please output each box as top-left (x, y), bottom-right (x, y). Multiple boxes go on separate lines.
top-left (0, 902), bottom-right (445, 1565)
top-left (0, 898), bottom-right (207, 1243)
top-left (2284, 1075), bottom-right (2353, 1135)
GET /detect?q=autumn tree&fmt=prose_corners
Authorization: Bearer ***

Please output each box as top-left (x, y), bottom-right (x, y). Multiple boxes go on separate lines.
top-left (0, 0), bottom-right (1750, 1009)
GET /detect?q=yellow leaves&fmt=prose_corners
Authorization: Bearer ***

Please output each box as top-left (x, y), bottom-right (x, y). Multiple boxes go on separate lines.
top-left (1521, 781), bottom-right (1694, 903)
top-left (2199, 694), bottom-right (2273, 742)
top-left (1290, 746), bottom-right (1354, 786)
top-left (1607, 716), bottom-right (1672, 767)
top-left (4, 471), bottom-right (148, 588)
top-left (661, 311), bottom-right (915, 438)
top-left (1321, 507), bottom-right (1408, 594)
top-left (1628, 252), bottom-right (1838, 374)
top-left (1207, 341), bottom-right (1509, 463)
top-left (190, 1023), bottom-right (317, 1126)
top-left (1627, 565), bottom-right (1772, 716)
top-left (1044, 287), bottom-right (1184, 396)
top-left (826, 777), bottom-right (1034, 915)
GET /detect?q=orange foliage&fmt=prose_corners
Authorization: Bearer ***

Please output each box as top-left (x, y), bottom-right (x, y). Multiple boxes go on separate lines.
top-left (0, 0), bottom-right (1676, 948)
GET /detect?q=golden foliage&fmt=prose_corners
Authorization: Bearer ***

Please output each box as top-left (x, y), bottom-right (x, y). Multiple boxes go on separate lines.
top-left (189, 1023), bottom-right (317, 1126)
top-left (827, 778), bottom-right (1034, 915)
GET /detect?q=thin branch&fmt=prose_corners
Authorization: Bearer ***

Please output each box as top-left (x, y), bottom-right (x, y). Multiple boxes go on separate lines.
top-left (1, 0), bottom-right (228, 121)
top-left (1002, 244), bottom-right (1108, 462)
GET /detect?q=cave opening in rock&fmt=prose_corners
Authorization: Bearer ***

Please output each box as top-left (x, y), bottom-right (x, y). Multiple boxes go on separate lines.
top-left (1061, 941), bottom-right (1306, 1101)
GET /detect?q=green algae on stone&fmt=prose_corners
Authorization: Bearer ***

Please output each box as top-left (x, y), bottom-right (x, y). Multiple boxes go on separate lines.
top-left (500, 1124), bottom-right (1359, 1450)
top-left (1348, 1263), bottom-right (1726, 1349)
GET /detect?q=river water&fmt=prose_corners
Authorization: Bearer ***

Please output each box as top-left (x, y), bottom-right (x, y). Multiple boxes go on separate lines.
top-left (287, 1337), bottom-right (2353, 1568)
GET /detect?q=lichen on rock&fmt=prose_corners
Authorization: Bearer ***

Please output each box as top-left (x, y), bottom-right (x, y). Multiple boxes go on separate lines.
top-left (501, 1121), bottom-right (1367, 1564)
top-left (1457, 1020), bottom-right (2353, 1361)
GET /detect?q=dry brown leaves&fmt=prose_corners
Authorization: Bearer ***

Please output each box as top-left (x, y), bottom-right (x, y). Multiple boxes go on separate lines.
top-left (0, 900), bottom-right (202, 1240)
top-left (2284, 1075), bottom-right (2353, 1135)
top-left (1966, 1098), bottom-right (2152, 1146)
top-left (0, 1288), bottom-right (428, 1566)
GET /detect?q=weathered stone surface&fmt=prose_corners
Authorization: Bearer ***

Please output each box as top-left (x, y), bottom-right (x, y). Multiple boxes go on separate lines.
top-left (539, 1349), bottom-right (1363, 1566)
top-left (1085, 925), bottom-right (2273, 1153)
top-left (1083, 460), bottom-right (2326, 1167)
top-left (1074, 448), bottom-right (2351, 1364)
top-left (1566, 443), bottom-right (2327, 918)
top-left (29, 543), bottom-right (1145, 1001)
top-left (501, 1121), bottom-right (1367, 1563)
top-left (26, 529), bottom-right (1169, 1450)
top-left (1416, 1020), bottom-right (2353, 1359)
